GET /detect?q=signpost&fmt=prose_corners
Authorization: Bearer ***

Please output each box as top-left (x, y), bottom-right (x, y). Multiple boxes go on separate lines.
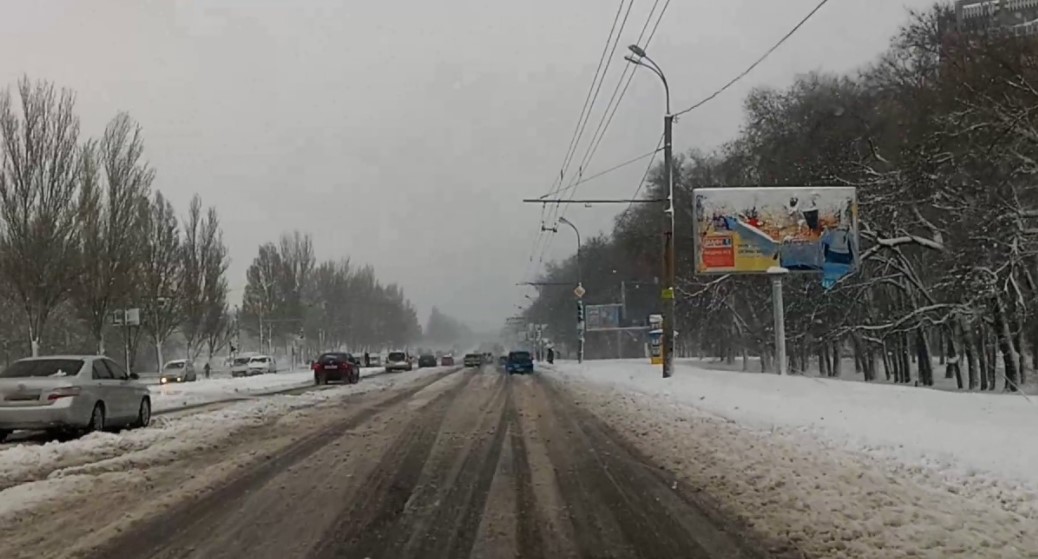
top-left (693, 186), bottom-right (859, 374)
top-left (113, 308), bottom-right (141, 374)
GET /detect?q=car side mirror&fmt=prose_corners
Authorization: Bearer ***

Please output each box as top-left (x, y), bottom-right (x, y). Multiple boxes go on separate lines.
top-left (130, 372), bottom-right (140, 380)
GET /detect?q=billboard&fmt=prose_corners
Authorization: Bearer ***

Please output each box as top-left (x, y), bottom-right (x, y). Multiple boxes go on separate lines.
top-left (585, 304), bottom-right (623, 331)
top-left (694, 186), bottom-right (859, 283)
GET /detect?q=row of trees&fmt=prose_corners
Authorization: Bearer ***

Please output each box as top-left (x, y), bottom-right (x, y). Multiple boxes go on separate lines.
top-left (0, 76), bottom-right (231, 369)
top-left (240, 231), bottom-right (422, 355)
top-left (525, 3), bottom-right (1038, 391)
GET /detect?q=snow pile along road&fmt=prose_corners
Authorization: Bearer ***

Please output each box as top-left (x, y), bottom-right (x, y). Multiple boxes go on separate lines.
top-left (0, 367), bottom-right (441, 518)
top-left (149, 366), bottom-right (386, 412)
top-left (550, 360), bottom-right (1038, 558)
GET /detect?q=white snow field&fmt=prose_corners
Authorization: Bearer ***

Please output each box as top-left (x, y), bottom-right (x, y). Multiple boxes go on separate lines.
top-left (550, 359), bottom-right (1038, 558)
top-left (0, 367), bottom-right (446, 519)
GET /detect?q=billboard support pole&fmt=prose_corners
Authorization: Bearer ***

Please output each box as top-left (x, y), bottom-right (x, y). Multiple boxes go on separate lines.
top-left (768, 267), bottom-right (789, 375)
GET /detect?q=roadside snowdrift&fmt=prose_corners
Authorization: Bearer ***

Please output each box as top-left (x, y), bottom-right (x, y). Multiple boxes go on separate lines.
top-left (551, 360), bottom-right (1038, 558)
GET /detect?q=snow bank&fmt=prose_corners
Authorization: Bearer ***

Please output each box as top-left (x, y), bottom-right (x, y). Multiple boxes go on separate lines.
top-left (149, 366), bottom-right (387, 412)
top-left (550, 360), bottom-right (1038, 557)
top-left (0, 366), bottom-right (439, 515)
top-left (554, 359), bottom-right (1038, 488)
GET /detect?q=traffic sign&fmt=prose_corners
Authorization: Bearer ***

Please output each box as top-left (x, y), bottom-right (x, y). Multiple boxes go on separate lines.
top-left (574, 284), bottom-right (586, 298)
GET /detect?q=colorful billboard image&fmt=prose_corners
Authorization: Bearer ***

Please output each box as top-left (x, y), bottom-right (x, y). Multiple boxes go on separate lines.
top-left (693, 186), bottom-right (859, 285)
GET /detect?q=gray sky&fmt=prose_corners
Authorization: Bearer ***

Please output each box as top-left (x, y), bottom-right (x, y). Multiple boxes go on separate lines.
top-left (0, 0), bottom-right (935, 331)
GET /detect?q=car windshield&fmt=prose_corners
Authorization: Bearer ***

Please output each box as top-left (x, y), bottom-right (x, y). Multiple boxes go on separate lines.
top-left (0, 359), bottom-right (83, 378)
top-left (233, 357), bottom-right (250, 366)
top-left (318, 353), bottom-right (349, 361)
top-left (509, 352), bottom-right (532, 362)
top-left (387, 352), bottom-right (405, 361)
top-left (164, 362), bottom-right (185, 370)
top-left (249, 357), bottom-right (267, 363)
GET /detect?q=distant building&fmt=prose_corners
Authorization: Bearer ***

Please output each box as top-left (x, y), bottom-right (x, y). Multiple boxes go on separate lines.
top-left (956, 0), bottom-right (1038, 36)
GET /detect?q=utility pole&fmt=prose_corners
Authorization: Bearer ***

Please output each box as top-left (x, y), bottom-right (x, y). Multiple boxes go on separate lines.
top-left (627, 44), bottom-right (675, 379)
top-left (662, 111), bottom-right (675, 378)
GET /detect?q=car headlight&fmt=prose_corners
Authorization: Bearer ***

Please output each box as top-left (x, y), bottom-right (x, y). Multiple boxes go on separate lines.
top-left (160, 378), bottom-right (167, 384)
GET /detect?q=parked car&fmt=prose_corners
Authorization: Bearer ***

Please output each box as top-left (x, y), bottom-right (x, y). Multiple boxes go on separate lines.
top-left (417, 354), bottom-right (437, 368)
top-left (159, 359), bottom-right (197, 384)
top-left (247, 355), bottom-right (276, 375)
top-left (0, 355), bottom-right (151, 442)
top-left (506, 351), bottom-right (534, 375)
top-left (385, 351), bottom-right (412, 372)
top-left (463, 353), bottom-right (482, 368)
top-left (441, 354), bottom-right (455, 367)
top-left (230, 356), bottom-right (253, 378)
top-left (312, 352), bottom-right (360, 385)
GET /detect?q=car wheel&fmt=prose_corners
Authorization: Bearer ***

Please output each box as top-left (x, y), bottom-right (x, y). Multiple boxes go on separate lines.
top-left (133, 398), bottom-right (151, 428)
top-left (86, 403), bottom-right (106, 434)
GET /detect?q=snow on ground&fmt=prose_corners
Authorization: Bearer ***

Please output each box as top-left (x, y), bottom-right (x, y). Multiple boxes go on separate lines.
top-left (550, 359), bottom-right (1038, 558)
top-left (149, 366), bottom-right (386, 412)
top-left (0, 367), bottom-right (446, 519)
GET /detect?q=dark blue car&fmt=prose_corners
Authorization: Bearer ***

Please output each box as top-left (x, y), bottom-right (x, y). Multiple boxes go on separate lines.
top-left (506, 351), bottom-right (534, 375)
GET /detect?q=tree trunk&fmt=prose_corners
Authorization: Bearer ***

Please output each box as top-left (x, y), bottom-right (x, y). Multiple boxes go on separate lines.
top-left (993, 294), bottom-right (1019, 391)
top-left (741, 345), bottom-right (749, 372)
top-left (155, 341), bottom-right (164, 372)
top-left (819, 343), bottom-right (831, 377)
top-left (865, 344), bottom-right (877, 382)
top-left (882, 343), bottom-right (892, 382)
top-left (831, 340), bottom-right (842, 377)
top-left (938, 330), bottom-right (946, 366)
top-left (853, 336), bottom-right (863, 375)
top-left (944, 326), bottom-right (963, 389)
top-left (97, 336), bottom-right (106, 356)
top-left (899, 332), bottom-right (912, 384)
top-left (916, 328), bottom-right (934, 386)
top-left (960, 319), bottom-right (978, 390)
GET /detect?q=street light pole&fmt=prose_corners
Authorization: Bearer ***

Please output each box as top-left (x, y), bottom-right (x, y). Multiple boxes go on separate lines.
top-left (558, 216), bottom-right (585, 364)
top-left (626, 45), bottom-right (675, 379)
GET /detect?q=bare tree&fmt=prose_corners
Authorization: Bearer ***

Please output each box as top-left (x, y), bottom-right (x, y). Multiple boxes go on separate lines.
top-left (0, 77), bottom-right (84, 356)
top-left (72, 113), bottom-right (153, 354)
top-left (200, 224), bottom-right (230, 365)
top-left (139, 191), bottom-right (183, 369)
top-left (180, 196), bottom-right (225, 361)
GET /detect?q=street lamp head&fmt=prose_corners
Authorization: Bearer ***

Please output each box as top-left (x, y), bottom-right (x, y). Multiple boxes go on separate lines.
top-left (623, 55), bottom-right (640, 65)
top-left (628, 44), bottom-right (647, 57)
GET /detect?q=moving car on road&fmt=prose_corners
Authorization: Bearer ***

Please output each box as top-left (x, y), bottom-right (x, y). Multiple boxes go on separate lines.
top-left (312, 352), bottom-right (360, 385)
top-left (385, 351), bottom-right (412, 372)
top-left (417, 354), bottom-right (437, 368)
top-left (441, 354), bottom-right (455, 367)
top-left (497, 355), bottom-right (508, 370)
top-left (463, 353), bottom-right (482, 368)
top-left (506, 351), bottom-right (534, 375)
top-left (159, 359), bottom-right (197, 384)
top-left (0, 355), bottom-right (151, 442)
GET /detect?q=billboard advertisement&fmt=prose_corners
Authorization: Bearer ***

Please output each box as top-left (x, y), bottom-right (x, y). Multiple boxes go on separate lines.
top-left (694, 186), bottom-right (859, 283)
top-left (585, 304), bottom-right (623, 331)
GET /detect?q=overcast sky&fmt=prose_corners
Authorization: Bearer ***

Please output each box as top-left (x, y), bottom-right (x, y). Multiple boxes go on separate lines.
top-left (0, 0), bottom-right (936, 331)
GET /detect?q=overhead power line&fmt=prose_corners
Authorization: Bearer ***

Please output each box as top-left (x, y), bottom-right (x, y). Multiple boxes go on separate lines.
top-left (537, 146), bottom-right (663, 200)
top-left (673, 0), bottom-right (833, 118)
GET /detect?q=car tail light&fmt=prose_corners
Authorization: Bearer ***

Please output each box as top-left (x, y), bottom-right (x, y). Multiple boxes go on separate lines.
top-left (47, 386), bottom-right (81, 401)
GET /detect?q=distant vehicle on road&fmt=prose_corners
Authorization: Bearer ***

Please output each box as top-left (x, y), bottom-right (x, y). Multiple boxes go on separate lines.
top-left (246, 355), bottom-right (276, 376)
top-left (463, 354), bottom-right (482, 368)
top-left (506, 351), bottom-right (534, 375)
top-left (159, 359), bottom-right (197, 384)
top-left (497, 355), bottom-right (508, 370)
top-left (417, 354), bottom-right (437, 368)
top-left (385, 351), bottom-right (412, 372)
top-left (230, 356), bottom-right (253, 378)
top-left (312, 352), bottom-right (360, 385)
top-left (441, 354), bottom-right (455, 367)
top-left (0, 355), bottom-right (151, 442)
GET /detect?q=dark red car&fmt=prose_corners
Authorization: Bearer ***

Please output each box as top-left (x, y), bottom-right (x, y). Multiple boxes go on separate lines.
top-left (441, 355), bottom-right (455, 366)
top-left (312, 352), bottom-right (360, 385)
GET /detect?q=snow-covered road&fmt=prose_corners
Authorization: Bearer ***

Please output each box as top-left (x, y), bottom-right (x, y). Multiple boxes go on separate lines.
top-left (549, 359), bottom-right (1038, 558)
